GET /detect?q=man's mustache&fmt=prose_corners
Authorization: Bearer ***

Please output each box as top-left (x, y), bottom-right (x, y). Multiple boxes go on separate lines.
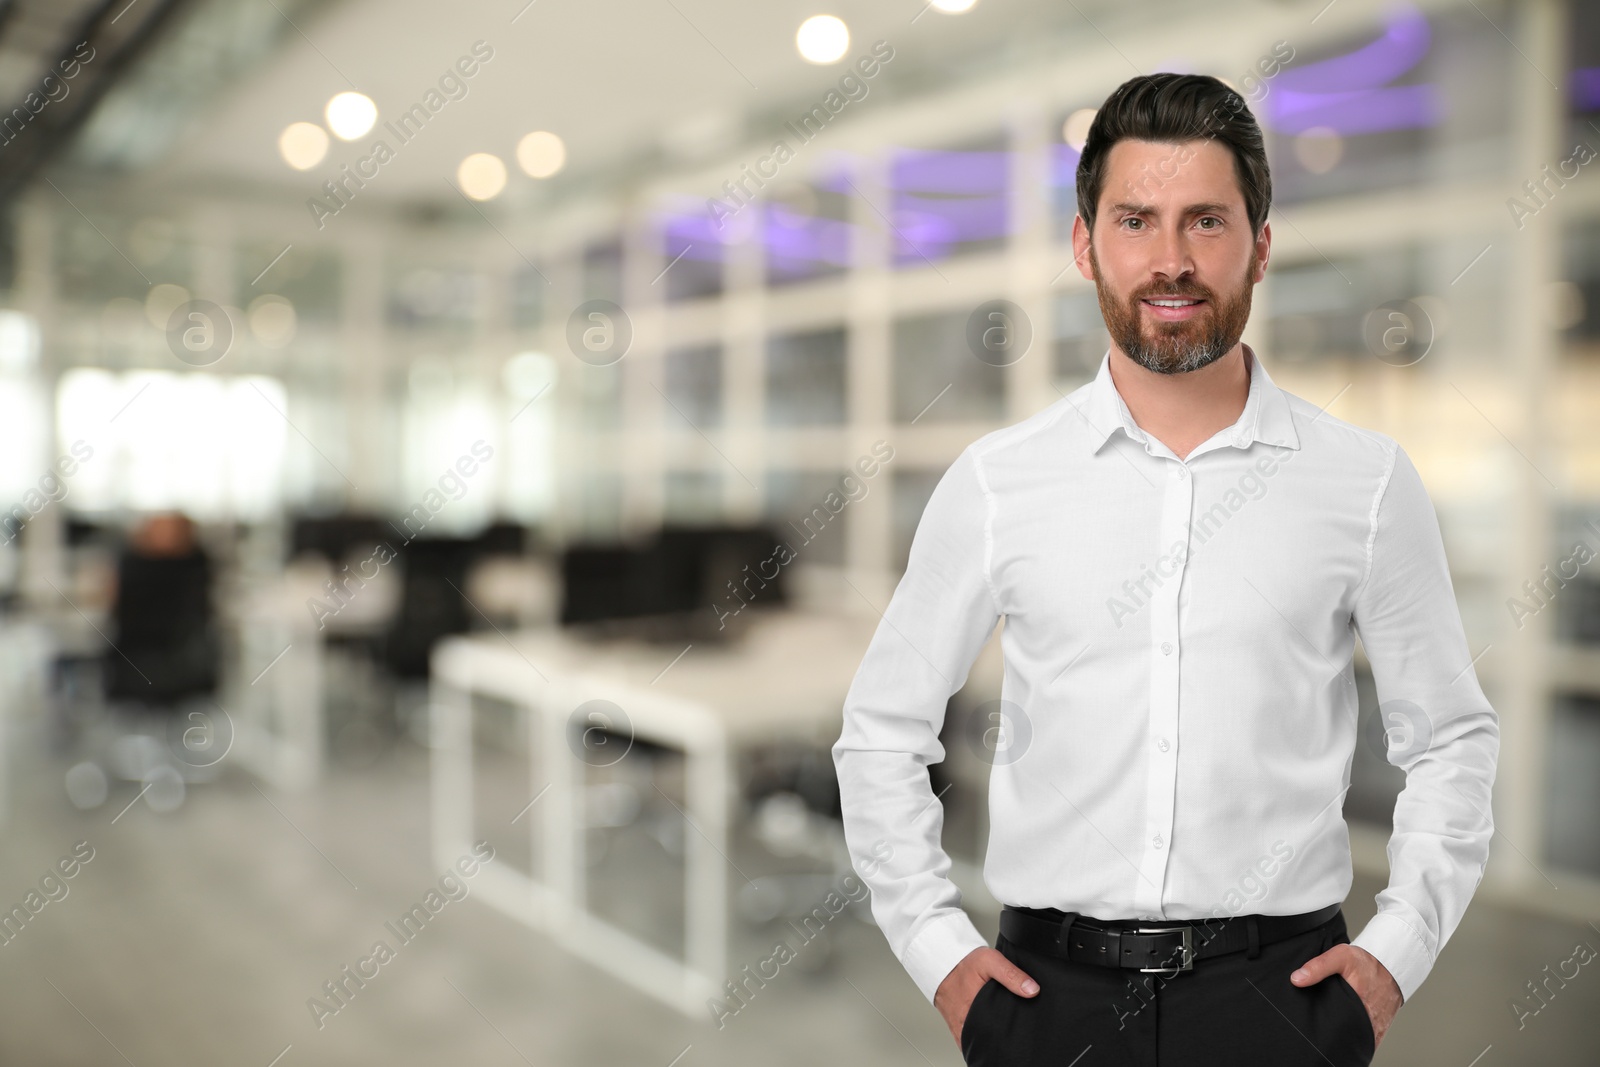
top-left (1133, 284), bottom-right (1212, 302)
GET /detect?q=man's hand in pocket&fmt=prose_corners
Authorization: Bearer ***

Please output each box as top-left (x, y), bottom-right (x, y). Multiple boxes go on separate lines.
top-left (935, 946), bottom-right (1041, 1047)
top-left (1291, 943), bottom-right (1403, 1048)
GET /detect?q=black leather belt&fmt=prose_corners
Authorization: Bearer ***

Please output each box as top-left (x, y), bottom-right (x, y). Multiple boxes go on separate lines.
top-left (998, 902), bottom-right (1342, 975)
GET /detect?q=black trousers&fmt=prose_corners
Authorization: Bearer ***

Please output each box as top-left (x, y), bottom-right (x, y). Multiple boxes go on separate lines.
top-left (960, 908), bottom-right (1376, 1067)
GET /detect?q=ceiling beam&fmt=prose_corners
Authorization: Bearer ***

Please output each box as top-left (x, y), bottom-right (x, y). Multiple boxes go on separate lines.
top-left (0, 0), bottom-right (197, 204)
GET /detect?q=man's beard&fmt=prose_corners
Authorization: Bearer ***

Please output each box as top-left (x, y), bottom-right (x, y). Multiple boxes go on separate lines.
top-left (1091, 247), bottom-right (1256, 375)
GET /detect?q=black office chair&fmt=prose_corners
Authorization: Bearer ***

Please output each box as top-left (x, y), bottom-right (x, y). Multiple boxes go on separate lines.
top-left (66, 513), bottom-right (222, 814)
top-left (382, 537), bottom-right (475, 680)
top-left (105, 519), bottom-right (218, 708)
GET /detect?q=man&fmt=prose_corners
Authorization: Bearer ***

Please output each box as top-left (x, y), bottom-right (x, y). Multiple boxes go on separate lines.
top-left (831, 72), bottom-right (1498, 1066)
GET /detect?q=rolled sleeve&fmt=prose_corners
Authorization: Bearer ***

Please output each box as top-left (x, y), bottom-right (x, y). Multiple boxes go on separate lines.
top-left (832, 445), bottom-right (1002, 1003)
top-left (1348, 444), bottom-right (1500, 1003)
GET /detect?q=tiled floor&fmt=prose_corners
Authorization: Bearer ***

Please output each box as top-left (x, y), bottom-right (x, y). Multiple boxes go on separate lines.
top-left (0, 719), bottom-right (1595, 1066)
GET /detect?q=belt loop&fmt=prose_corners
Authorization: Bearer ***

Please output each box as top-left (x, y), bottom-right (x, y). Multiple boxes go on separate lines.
top-left (1056, 912), bottom-right (1078, 951)
top-left (1196, 913), bottom-right (1227, 950)
top-left (1245, 915), bottom-right (1261, 960)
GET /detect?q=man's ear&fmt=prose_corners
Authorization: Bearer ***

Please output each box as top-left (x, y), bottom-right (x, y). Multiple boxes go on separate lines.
top-left (1252, 220), bottom-right (1271, 283)
top-left (1071, 214), bottom-right (1096, 281)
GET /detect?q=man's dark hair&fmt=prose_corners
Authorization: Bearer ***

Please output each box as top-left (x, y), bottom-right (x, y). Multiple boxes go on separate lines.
top-left (1075, 73), bottom-right (1271, 239)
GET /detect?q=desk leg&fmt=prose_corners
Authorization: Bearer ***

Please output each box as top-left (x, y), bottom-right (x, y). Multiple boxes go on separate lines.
top-left (430, 672), bottom-right (473, 872)
top-left (282, 632), bottom-right (323, 788)
top-left (685, 735), bottom-right (730, 1005)
top-left (542, 679), bottom-right (578, 929)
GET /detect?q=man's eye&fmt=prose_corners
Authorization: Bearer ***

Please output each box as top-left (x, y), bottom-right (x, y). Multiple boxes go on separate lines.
top-left (1197, 217), bottom-right (1220, 229)
top-left (1123, 218), bottom-right (1143, 230)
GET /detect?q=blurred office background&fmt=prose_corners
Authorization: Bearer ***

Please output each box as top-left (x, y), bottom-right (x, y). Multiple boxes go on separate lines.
top-left (0, 0), bottom-right (1595, 1062)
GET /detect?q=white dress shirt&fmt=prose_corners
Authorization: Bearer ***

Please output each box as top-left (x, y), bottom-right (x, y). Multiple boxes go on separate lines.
top-left (832, 344), bottom-right (1499, 1005)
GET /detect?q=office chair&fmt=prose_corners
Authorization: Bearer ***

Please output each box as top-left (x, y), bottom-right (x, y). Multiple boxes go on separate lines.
top-left (74, 513), bottom-right (222, 813)
top-left (105, 529), bottom-right (218, 708)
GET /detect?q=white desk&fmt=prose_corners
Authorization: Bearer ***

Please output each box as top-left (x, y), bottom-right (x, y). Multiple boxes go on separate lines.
top-left (428, 608), bottom-right (882, 1017)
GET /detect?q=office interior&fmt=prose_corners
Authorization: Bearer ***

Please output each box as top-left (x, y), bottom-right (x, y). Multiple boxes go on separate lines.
top-left (0, 0), bottom-right (1596, 1062)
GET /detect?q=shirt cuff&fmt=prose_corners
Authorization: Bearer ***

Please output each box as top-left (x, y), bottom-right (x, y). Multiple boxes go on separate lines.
top-left (1350, 911), bottom-right (1434, 1003)
top-left (901, 908), bottom-right (991, 1004)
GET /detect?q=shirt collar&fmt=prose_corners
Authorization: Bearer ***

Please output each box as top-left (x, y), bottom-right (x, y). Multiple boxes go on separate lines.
top-left (1076, 342), bottom-right (1301, 456)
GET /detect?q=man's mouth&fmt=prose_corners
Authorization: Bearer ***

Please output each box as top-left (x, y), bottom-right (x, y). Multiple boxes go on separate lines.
top-left (1140, 296), bottom-right (1207, 320)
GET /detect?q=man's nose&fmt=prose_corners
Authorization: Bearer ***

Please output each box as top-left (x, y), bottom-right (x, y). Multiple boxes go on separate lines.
top-left (1149, 228), bottom-right (1195, 283)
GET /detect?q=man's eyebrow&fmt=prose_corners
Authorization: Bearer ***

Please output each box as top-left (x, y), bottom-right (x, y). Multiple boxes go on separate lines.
top-left (1107, 200), bottom-right (1237, 216)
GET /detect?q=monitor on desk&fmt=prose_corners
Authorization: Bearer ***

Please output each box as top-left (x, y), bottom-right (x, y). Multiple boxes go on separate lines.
top-left (288, 514), bottom-right (391, 562)
top-left (558, 523), bottom-right (790, 630)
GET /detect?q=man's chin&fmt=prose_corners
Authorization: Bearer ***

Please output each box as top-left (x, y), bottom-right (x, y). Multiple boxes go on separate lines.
top-left (1126, 341), bottom-right (1229, 374)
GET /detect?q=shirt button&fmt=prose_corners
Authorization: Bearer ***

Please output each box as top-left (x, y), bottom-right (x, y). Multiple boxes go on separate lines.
top-left (1177, 467), bottom-right (1188, 479)
top-left (1157, 737), bottom-right (1170, 752)
top-left (1161, 642), bottom-right (1173, 655)
top-left (1152, 833), bottom-right (1164, 849)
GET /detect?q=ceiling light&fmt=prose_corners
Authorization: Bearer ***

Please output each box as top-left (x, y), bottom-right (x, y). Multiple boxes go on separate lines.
top-left (517, 131), bottom-right (566, 178)
top-left (1293, 126), bottom-right (1343, 174)
top-left (278, 122), bottom-right (328, 170)
top-left (458, 153), bottom-right (508, 200)
top-left (248, 295), bottom-right (298, 348)
top-left (796, 15), bottom-right (849, 64)
top-left (1062, 108), bottom-right (1096, 150)
top-left (144, 284), bottom-right (190, 331)
top-left (929, 0), bottom-right (978, 11)
top-left (325, 92), bottom-right (377, 140)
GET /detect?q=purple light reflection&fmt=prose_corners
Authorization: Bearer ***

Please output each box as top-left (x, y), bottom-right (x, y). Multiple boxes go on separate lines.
top-left (1051, 143), bottom-right (1082, 187)
top-left (1272, 4), bottom-right (1430, 95)
top-left (1575, 67), bottom-right (1600, 111)
top-left (658, 147), bottom-right (1018, 273)
top-left (893, 193), bottom-right (1009, 242)
top-left (889, 148), bottom-right (1010, 194)
top-left (1269, 84), bottom-right (1440, 136)
top-left (762, 207), bottom-right (852, 268)
top-left (1263, 4), bottom-right (1439, 136)
top-left (662, 215), bottom-right (729, 263)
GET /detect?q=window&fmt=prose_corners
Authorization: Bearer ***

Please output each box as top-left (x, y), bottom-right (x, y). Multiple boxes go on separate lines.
top-left (664, 343), bottom-right (722, 429)
top-left (890, 468), bottom-right (942, 573)
top-left (55, 369), bottom-right (287, 519)
top-left (1268, 6), bottom-right (1512, 205)
top-left (1561, 218), bottom-right (1600, 351)
top-left (236, 242), bottom-right (340, 324)
top-left (1052, 289), bottom-right (1109, 381)
top-left (889, 135), bottom-right (1010, 267)
top-left (387, 261), bottom-right (480, 331)
top-left (512, 261), bottom-right (547, 330)
top-left (892, 310), bottom-right (1006, 423)
top-left (765, 179), bottom-right (852, 287)
top-left (58, 212), bottom-right (175, 305)
top-left (766, 327), bottom-right (846, 425)
top-left (0, 311), bottom-right (44, 509)
top-left (1566, 0), bottom-right (1600, 143)
top-left (665, 469), bottom-right (721, 522)
top-left (661, 208), bottom-right (724, 302)
top-left (500, 352), bottom-right (558, 523)
top-left (765, 468), bottom-right (850, 566)
top-left (583, 238), bottom-right (624, 303)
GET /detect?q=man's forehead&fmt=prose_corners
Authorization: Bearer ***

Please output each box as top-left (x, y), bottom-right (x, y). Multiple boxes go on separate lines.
top-left (1102, 138), bottom-right (1243, 204)
top-left (1106, 137), bottom-right (1229, 162)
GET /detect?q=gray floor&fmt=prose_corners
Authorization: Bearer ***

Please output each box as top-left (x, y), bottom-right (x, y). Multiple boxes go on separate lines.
top-left (0, 725), bottom-right (1595, 1066)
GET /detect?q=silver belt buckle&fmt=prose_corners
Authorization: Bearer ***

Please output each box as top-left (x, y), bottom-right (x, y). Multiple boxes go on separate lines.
top-left (1136, 925), bottom-right (1194, 975)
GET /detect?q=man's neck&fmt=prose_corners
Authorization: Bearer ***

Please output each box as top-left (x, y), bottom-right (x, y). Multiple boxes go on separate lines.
top-left (1107, 343), bottom-right (1252, 461)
